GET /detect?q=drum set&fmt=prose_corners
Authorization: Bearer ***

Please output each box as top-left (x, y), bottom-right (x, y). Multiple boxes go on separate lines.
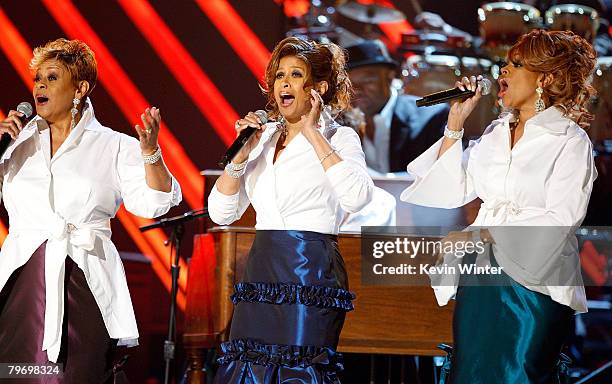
top-left (400, 1), bottom-right (609, 140)
top-left (286, 1), bottom-right (612, 142)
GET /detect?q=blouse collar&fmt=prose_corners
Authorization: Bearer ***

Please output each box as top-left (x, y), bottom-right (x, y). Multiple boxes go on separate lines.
top-left (495, 106), bottom-right (571, 135)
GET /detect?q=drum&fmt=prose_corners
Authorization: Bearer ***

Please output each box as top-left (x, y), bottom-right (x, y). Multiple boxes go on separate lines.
top-left (589, 57), bottom-right (612, 144)
top-left (401, 54), bottom-right (498, 138)
top-left (545, 4), bottom-right (599, 43)
top-left (478, 2), bottom-right (541, 60)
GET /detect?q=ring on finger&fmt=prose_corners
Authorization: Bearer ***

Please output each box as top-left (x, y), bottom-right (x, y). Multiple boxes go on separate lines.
top-left (235, 120), bottom-right (241, 129)
top-left (146, 128), bottom-right (152, 134)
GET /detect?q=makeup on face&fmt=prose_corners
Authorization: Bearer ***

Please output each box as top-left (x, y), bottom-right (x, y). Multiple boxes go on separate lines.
top-left (497, 57), bottom-right (540, 110)
top-left (273, 56), bottom-right (315, 122)
top-left (32, 59), bottom-right (77, 121)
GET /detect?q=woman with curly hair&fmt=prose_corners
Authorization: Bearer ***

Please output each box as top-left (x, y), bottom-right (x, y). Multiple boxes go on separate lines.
top-left (400, 30), bottom-right (597, 383)
top-left (0, 38), bottom-right (181, 382)
top-left (208, 36), bottom-right (373, 383)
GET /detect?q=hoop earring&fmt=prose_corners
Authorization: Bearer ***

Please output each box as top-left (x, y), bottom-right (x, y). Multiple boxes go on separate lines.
top-left (535, 86), bottom-right (545, 113)
top-left (70, 97), bottom-right (80, 129)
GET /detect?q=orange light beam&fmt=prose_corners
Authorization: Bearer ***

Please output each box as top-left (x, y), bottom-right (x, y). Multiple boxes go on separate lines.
top-left (41, 0), bottom-right (202, 209)
top-left (195, 0), bottom-right (271, 82)
top-left (0, 8), bottom-right (35, 86)
top-left (117, 0), bottom-right (237, 146)
top-left (0, 108), bottom-right (7, 245)
top-left (118, 207), bottom-right (187, 309)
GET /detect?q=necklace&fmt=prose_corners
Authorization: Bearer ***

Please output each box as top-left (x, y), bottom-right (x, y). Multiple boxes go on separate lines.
top-left (277, 118), bottom-right (289, 147)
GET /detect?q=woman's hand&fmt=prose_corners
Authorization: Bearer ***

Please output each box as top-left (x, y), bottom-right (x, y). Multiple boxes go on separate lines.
top-left (300, 89), bottom-right (323, 141)
top-left (0, 110), bottom-right (26, 140)
top-left (447, 75), bottom-right (483, 132)
top-left (232, 111), bottom-right (266, 163)
top-left (136, 107), bottom-right (161, 154)
top-left (434, 230), bottom-right (472, 264)
top-left (434, 229), bottom-right (493, 264)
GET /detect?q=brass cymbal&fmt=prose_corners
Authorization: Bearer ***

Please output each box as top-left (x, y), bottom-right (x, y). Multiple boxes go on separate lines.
top-left (337, 1), bottom-right (406, 24)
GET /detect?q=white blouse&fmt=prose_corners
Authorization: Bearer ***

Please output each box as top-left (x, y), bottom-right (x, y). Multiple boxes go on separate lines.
top-left (400, 107), bottom-right (597, 312)
top-left (208, 117), bottom-right (374, 234)
top-left (0, 100), bottom-right (182, 362)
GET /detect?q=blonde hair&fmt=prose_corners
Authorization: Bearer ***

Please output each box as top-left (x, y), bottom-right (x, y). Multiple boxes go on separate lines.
top-left (30, 38), bottom-right (97, 96)
top-left (262, 37), bottom-right (352, 119)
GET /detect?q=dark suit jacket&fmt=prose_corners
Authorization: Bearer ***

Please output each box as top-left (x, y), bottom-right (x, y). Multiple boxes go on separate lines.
top-left (388, 94), bottom-right (449, 172)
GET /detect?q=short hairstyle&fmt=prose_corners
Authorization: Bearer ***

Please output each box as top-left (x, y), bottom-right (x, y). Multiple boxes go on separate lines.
top-left (30, 38), bottom-right (97, 97)
top-left (508, 29), bottom-right (597, 128)
top-left (263, 37), bottom-right (352, 119)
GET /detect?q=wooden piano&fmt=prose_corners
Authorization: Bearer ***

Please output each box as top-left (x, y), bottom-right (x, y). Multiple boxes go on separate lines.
top-left (182, 172), bottom-right (455, 383)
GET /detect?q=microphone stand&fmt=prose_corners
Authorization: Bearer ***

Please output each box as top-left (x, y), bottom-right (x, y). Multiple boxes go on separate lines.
top-left (139, 208), bottom-right (208, 384)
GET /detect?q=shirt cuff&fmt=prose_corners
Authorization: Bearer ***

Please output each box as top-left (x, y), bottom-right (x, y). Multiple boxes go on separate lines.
top-left (143, 176), bottom-right (182, 207)
top-left (324, 159), bottom-right (351, 179)
top-left (400, 139), bottom-right (464, 206)
top-left (208, 184), bottom-right (242, 225)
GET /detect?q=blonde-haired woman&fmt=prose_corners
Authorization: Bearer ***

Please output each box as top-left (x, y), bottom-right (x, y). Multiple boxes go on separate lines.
top-left (0, 38), bottom-right (181, 382)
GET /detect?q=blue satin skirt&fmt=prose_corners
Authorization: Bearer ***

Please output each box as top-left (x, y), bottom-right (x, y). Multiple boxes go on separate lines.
top-left (213, 230), bottom-right (355, 384)
top-left (448, 254), bottom-right (574, 384)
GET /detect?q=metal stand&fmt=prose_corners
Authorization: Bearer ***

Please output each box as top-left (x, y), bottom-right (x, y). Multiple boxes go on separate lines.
top-left (140, 209), bottom-right (208, 384)
top-left (163, 223), bottom-right (183, 384)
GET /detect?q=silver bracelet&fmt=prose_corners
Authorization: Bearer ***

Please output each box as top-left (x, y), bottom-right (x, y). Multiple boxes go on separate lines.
top-left (142, 146), bottom-right (162, 164)
top-left (224, 159), bottom-right (248, 179)
top-left (319, 148), bottom-right (336, 164)
top-left (444, 127), bottom-right (464, 140)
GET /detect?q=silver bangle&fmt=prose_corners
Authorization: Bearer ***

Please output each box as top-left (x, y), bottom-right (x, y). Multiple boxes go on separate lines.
top-left (142, 146), bottom-right (162, 164)
top-left (225, 159), bottom-right (248, 179)
top-left (319, 148), bottom-right (336, 164)
top-left (444, 127), bottom-right (464, 140)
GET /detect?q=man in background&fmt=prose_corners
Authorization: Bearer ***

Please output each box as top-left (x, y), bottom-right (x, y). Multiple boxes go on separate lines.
top-left (345, 39), bottom-right (449, 174)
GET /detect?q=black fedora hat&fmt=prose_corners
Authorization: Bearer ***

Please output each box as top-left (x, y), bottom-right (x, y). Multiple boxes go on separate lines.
top-left (345, 39), bottom-right (398, 70)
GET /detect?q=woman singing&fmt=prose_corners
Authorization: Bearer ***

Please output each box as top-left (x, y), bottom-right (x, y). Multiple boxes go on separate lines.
top-left (0, 38), bottom-right (181, 382)
top-left (208, 37), bottom-right (373, 383)
top-left (400, 30), bottom-right (597, 383)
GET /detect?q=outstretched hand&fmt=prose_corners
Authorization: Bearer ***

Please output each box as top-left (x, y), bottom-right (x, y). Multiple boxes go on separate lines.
top-left (136, 107), bottom-right (161, 154)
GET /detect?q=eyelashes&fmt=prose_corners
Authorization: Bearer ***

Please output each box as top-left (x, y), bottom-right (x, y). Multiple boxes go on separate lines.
top-left (33, 74), bottom-right (58, 82)
top-left (274, 71), bottom-right (304, 79)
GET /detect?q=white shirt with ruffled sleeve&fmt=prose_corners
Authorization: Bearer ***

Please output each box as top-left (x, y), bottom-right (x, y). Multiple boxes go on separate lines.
top-left (400, 106), bottom-right (597, 313)
top-left (208, 117), bottom-right (374, 235)
top-left (0, 99), bottom-right (182, 362)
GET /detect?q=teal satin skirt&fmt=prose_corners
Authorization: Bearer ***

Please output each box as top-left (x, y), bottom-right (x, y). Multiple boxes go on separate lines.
top-left (447, 255), bottom-right (574, 384)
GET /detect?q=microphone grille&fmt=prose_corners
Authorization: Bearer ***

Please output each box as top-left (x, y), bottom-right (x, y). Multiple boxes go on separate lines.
top-left (479, 78), bottom-right (492, 96)
top-left (254, 110), bottom-right (268, 124)
top-left (17, 102), bottom-right (33, 119)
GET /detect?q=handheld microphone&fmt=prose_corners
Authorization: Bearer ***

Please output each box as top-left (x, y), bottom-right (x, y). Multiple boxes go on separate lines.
top-left (0, 102), bottom-right (33, 157)
top-left (416, 78), bottom-right (492, 107)
top-left (219, 110), bottom-right (268, 167)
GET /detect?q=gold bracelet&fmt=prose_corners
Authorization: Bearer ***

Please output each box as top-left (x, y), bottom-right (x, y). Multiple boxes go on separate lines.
top-left (319, 148), bottom-right (336, 164)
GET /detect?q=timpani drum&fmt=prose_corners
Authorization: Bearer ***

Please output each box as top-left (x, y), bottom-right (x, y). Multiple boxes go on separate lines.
top-left (402, 54), bottom-right (498, 138)
top-left (545, 4), bottom-right (600, 43)
top-left (478, 2), bottom-right (542, 60)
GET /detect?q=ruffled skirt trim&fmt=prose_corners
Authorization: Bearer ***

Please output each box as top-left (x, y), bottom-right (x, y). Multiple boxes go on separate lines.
top-left (216, 338), bottom-right (343, 383)
top-left (231, 282), bottom-right (356, 312)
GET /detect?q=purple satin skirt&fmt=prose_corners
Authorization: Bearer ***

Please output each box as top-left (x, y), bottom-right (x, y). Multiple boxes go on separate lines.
top-left (0, 242), bottom-right (116, 383)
